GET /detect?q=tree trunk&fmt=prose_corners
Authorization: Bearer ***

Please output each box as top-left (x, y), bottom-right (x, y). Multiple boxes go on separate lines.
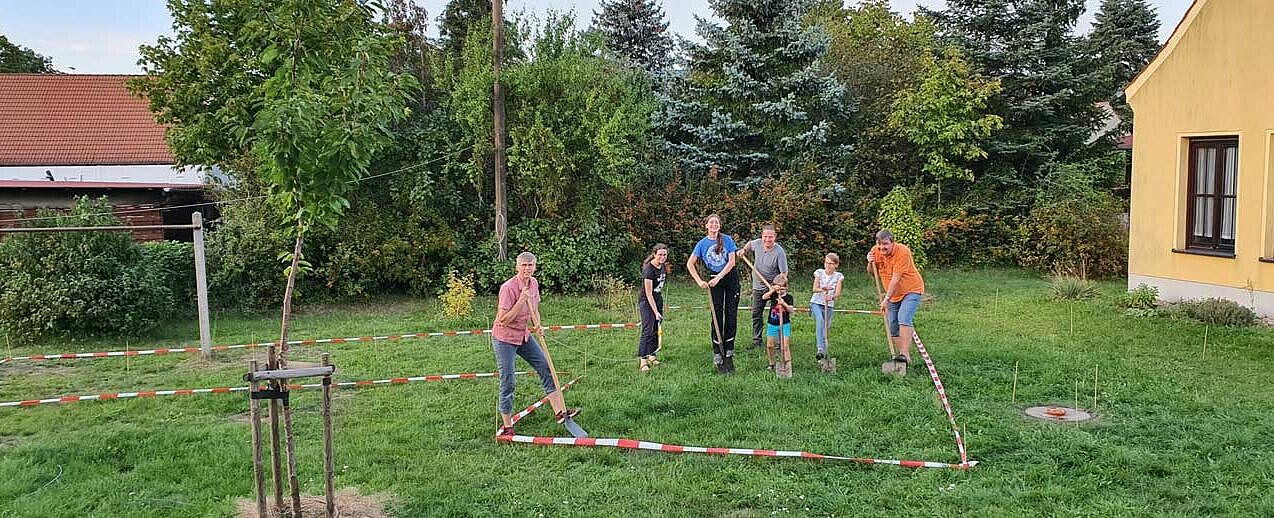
top-left (278, 229), bottom-right (305, 517)
top-left (492, 0), bottom-right (508, 261)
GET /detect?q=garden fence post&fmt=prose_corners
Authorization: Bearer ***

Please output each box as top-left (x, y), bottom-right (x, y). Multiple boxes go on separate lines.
top-left (192, 211), bottom-right (212, 358)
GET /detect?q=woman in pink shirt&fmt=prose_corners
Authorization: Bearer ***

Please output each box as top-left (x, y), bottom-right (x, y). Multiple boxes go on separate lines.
top-left (493, 252), bottom-right (580, 436)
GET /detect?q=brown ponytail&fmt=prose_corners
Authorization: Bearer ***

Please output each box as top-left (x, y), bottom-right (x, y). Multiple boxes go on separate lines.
top-left (706, 214), bottom-right (723, 254)
top-left (643, 243), bottom-right (669, 270)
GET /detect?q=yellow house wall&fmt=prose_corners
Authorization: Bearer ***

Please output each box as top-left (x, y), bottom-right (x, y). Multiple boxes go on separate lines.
top-left (1127, 0), bottom-right (1274, 293)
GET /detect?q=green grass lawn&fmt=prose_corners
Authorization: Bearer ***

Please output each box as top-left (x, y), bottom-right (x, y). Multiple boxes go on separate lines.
top-left (1, 268), bottom-right (1272, 517)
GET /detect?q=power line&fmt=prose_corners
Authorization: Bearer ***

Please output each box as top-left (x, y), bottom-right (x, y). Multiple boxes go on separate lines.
top-left (0, 144), bottom-right (475, 224)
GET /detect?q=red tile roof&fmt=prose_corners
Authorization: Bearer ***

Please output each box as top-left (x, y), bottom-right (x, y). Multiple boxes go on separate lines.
top-left (0, 74), bottom-right (174, 166)
top-left (0, 180), bottom-right (203, 190)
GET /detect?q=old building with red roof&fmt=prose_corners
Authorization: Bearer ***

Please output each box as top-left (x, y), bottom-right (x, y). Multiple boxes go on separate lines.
top-left (0, 74), bottom-right (212, 240)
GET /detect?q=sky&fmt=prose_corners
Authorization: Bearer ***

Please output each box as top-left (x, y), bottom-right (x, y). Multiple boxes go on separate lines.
top-left (0, 0), bottom-right (1193, 74)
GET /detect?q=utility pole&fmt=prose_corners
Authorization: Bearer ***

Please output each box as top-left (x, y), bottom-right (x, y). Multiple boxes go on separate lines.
top-left (492, 0), bottom-right (508, 260)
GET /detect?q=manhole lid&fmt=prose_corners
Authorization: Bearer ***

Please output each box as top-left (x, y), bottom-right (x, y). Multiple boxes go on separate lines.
top-left (1024, 406), bottom-right (1093, 422)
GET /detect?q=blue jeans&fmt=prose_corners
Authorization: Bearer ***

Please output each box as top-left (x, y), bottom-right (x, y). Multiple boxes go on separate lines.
top-left (887, 293), bottom-right (922, 337)
top-left (811, 302), bottom-right (834, 354)
top-left (492, 336), bottom-right (557, 415)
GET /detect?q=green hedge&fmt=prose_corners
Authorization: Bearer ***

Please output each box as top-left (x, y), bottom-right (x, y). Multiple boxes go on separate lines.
top-left (0, 197), bottom-right (180, 340)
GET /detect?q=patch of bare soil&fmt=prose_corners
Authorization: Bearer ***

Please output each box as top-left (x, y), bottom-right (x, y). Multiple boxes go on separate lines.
top-left (236, 488), bottom-right (393, 518)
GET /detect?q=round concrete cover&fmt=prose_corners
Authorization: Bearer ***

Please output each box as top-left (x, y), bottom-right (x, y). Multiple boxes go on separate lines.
top-left (1024, 406), bottom-right (1093, 422)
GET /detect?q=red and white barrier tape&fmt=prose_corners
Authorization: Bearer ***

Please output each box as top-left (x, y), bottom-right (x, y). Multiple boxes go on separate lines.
top-left (497, 435), bottom-right (973, 469)
top-left (499, 375), bottom-right (975, 470)
top-left (0, 371), bottom-right (527, 408)
top-left (0, 322), bottom-right (637, 364)
top-left (912, 330), bottom-right (970, 468)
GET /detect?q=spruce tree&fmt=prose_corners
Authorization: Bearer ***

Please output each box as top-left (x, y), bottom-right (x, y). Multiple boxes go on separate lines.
top-left (1086, 0), bottom-right (1161, 131)
top-left (925, 0), bottom-right (1103, 199)
top-left (657, 0), bottom-right (851, 182)
top-left (591, 0), bottom-right (675, 72)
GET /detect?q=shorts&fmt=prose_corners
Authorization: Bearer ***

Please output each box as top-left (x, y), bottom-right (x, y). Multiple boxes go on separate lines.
top-left (766, 322), bottom-right (791, 338)
top-left (887, 293), bottom-right (922, 337)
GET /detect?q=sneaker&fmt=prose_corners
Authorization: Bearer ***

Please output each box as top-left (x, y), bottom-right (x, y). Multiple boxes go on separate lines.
top-left (713, 353), bottom-right (723, 365)
top-left (747, 340), bottom-right (762, 351)
top-left (723, 356), bottom-right (736, 374)
top-left (815, 352), bottom-right (826, 361)
top-left (496, 425), bottom-right (515, 437)
top-left (555, 407), bottom-right (582, 424)
top-left (893, 354), bottom-right (910, 365)
top-left (767, 364), bottom-right (775, 371)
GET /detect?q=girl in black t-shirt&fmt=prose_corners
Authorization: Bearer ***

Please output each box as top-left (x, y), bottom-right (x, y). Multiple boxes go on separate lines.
top-left (638, 244), bottom-right (669, 372)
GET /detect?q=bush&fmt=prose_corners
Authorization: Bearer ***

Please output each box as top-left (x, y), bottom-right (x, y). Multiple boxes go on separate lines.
top-left (1016, 192), bottom-right (1127, 278)
top-left (438, 271), bottom-right (476, 319)
top-left (591, 274), bottom-right (634, 311)
top-left (925, 209), bottom-right (1019, 267)
top-left (140, 241), bottom-right (196, 316)
top-left (877, 186), bottom-right (927, 269)
top-left (205, 198), bottom-right (292, 310)
top-left (1170, 298), bottom-right (1256, 327)
top-left (1051, 274), bottom-right (1098, 300)
top-left (456, 218), bottom-right (634, 293)
top-left (0, 197), bottom-right (175, 340)
top-left (1118, 284), bottom-right (1159, 310)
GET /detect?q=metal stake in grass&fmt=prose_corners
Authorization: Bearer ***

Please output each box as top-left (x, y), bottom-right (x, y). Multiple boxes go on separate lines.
top-left (1011, 362), bottom-right (1019, 405)
top-left (1093, 365), bottom-right (1099, 410)
top-left (1074, 379), bottom-right (1080, 415)
top-left (1202, 325), bottom-right (1209, 360)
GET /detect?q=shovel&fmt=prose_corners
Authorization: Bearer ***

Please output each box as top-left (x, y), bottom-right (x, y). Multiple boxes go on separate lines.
top-left (530, 312), bottom-right (588, 438)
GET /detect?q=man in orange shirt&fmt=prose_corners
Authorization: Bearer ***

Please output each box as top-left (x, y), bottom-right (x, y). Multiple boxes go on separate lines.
top-left (866, 230), bottom-right (925, 365)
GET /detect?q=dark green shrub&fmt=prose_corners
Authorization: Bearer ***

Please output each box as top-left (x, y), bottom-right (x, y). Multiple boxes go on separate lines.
top-left (315, 202), bottom-right (444, 299)
top-left (452, 218), bottom-right (633, 294)
top-left (1171, 298), bottom-right (1256, 327)
top-left (140, 241), bottom-right (196, 316)
top-left (0, 197), bottom-right (174, 340)
top-left (1016, 192), bottom-right (1127, 278)
top-left (925, 209), bottom-right (1019, 267)
top-left (205, 198), bottom-right (292, 310)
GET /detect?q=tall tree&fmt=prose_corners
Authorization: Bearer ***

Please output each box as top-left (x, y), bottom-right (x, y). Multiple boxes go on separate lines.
top-left (0, 34), bottom-right (55, 73)
top-left (807, 0), bottom-right (938, 191)
top-left (590, 0), bottom-right (675, 72)
top-left (1086, 0), bottom-right (1160, 132)
top-left (889, 48), bottom-right (1002, 182)
top-left (925, 0), bottom-right (1103, 201)
top-left (658, 0), bottom-right (852, 182)
top-left (134, 0), bottom-right (413, 353)
top-left (438, 0), bottom-right (492, 61)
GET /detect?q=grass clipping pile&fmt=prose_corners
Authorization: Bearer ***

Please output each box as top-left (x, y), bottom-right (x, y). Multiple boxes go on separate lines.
top-left (236, 488), bottom-right (393, 518)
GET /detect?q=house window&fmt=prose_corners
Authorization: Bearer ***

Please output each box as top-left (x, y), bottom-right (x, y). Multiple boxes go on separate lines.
top-left (1186, 137), bottom-right (1239, 253)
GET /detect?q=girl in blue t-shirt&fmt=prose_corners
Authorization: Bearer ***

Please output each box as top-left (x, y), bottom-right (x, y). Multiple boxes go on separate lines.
top-left (686, 214), bottom-right (740, 374)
